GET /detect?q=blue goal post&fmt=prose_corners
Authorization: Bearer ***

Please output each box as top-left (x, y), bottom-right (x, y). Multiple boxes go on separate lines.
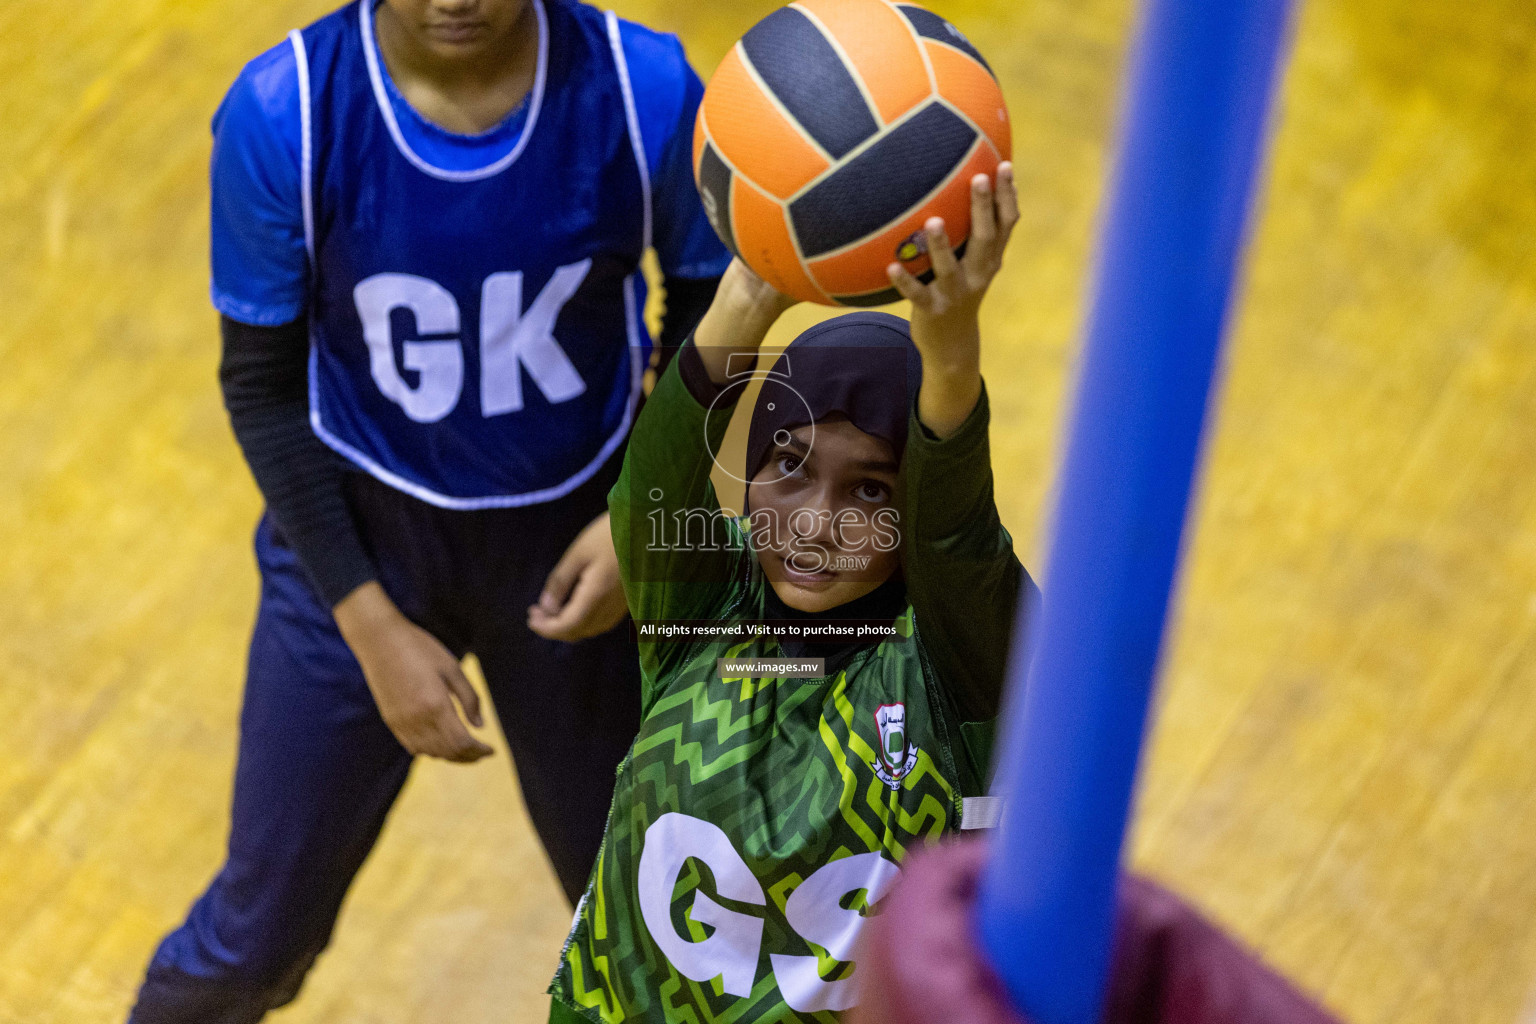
top-left (974, 2), bottom-right (1297, 1023)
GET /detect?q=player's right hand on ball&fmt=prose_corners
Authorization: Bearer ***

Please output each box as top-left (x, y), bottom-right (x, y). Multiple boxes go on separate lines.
top-left (334, 582), bottom-right (494, 764)
top-left (717, 257), bottom-right (801, 319)
top-left (693, 259), bottom-right (800, 385)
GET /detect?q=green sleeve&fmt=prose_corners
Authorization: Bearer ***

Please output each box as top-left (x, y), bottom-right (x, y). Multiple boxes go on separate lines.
top-left (609, 345), bottom-right (750, 686)
top-left (902, 383), bottom-right (1036, 732)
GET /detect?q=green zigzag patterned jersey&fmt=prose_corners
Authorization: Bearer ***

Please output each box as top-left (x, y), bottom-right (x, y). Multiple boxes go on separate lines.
top-left (549, 348), bottom-right (1029, 1024)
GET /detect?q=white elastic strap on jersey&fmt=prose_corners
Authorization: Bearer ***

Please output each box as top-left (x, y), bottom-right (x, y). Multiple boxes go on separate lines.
top-left (961, 796), bottom-right (1003, 831)
top-left (357, 0), bottom-right (549, 181)
top-left (288, 30), bottom-right (315, 263)
top-left (604, 10), bottom-right (653, 253)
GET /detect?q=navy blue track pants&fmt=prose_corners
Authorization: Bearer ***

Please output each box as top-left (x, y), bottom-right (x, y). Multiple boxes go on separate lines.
top-left (127, 468), bottom-right (640, 1024)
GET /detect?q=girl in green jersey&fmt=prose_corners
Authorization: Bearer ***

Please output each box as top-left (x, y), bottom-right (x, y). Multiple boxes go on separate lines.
top-left (551, 168), bottom-right (1035, 1023)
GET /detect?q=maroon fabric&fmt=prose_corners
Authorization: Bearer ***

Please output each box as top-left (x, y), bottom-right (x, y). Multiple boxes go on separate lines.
top-left (849, 839), bottom-right (1029, 1024)
top-left (1100, 874), bottom-right (1340, 1024)
top-left (849, 838), bottom-right (1343, 1024)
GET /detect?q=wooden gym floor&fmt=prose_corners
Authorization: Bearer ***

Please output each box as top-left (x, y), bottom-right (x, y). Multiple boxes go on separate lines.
top-left (2, 0), bottom-right (1535, 1020)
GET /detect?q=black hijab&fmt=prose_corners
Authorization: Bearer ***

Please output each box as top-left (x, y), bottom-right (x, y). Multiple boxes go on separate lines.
top-left (743, 311), bottom-right (923, 506)
top-left (743, 312), bottom-right (923, 667)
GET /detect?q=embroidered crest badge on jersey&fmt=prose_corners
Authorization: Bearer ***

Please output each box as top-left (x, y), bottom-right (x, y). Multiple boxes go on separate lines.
top-left (872, 703), bottom-right (920, 789)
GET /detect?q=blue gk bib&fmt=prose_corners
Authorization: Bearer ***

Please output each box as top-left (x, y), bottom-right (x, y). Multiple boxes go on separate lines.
top-left (293, 0), bottom-right (651, 507)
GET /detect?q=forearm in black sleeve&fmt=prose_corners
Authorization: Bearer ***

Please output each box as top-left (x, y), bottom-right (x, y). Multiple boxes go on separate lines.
top-left (218, 314), bottom-right (376, 607)
top-left (654, 274), bottom-right (721, 376)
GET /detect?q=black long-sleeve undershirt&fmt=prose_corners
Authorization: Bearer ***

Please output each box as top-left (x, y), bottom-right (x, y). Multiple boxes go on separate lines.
top-left (218, 274), bottom-right (720, 608)
top-left (651, 275), bottom-right (718, 375)
top-left (218, 315), bottom-right (376, 607)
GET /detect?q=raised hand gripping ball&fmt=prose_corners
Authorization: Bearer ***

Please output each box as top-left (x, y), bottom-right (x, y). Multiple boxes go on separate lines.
top-left (693, 0), bottom-right (1010, 306)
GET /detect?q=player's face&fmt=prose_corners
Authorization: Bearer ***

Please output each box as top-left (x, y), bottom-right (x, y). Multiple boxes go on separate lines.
top-left (748, 417), bottom-right (903, 615)
top-left (381, 0), bottom-right (532, 63)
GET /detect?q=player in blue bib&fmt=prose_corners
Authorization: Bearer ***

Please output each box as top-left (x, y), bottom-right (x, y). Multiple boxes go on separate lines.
top-left (128, 0), bottom-right (728, 1019)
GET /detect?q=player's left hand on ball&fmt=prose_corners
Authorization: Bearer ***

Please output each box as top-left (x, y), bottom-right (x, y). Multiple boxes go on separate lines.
top-left (528, 511), bottom-right (629, 642)
top-left (886, 162), bottom-right (1019, 352)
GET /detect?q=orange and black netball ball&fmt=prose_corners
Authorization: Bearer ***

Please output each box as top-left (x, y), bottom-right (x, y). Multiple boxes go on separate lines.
top-left (694, 0), bottom-right (1010, 306)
